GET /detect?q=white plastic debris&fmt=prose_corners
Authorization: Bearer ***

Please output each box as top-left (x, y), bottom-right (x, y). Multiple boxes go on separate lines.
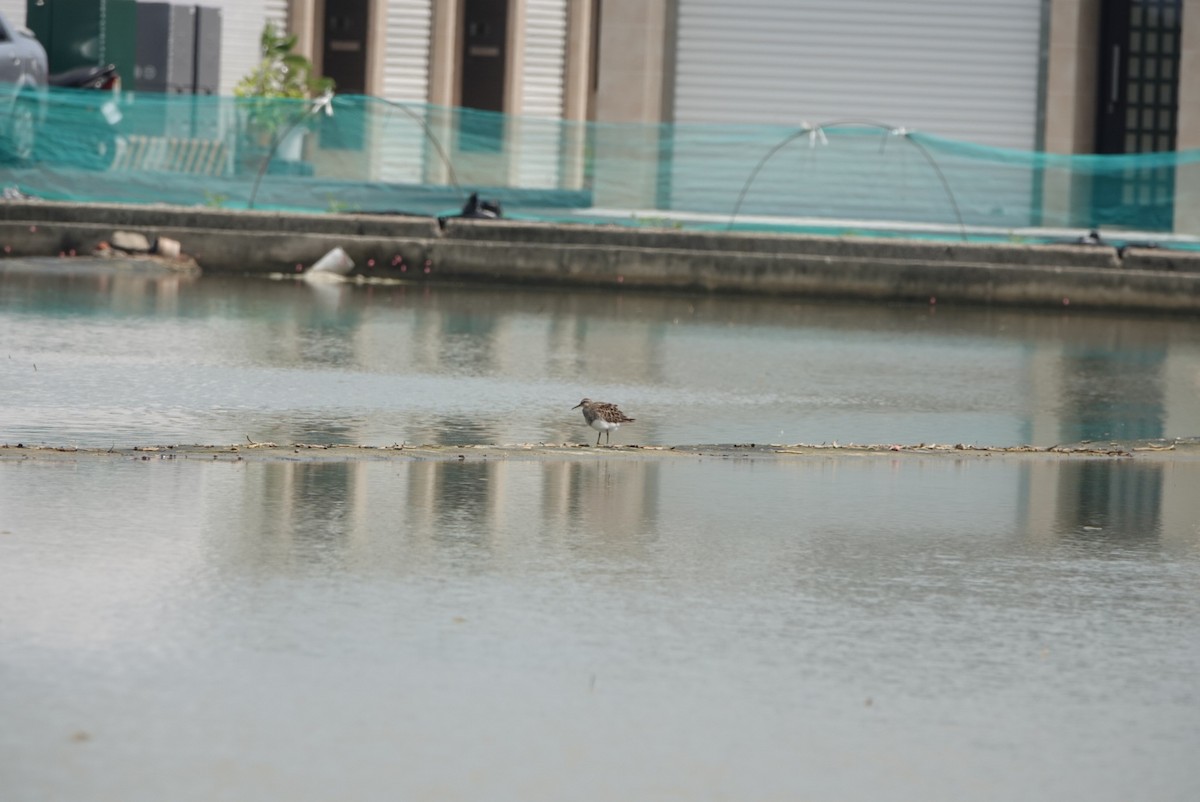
top-left (153, 237), bottom-right (181, 258)
top-left (306, 246), bottom-right (354, 276)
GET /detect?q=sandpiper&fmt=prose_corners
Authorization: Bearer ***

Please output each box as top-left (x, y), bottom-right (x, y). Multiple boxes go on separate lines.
top-left (572, 398), bottom-right (635, 446)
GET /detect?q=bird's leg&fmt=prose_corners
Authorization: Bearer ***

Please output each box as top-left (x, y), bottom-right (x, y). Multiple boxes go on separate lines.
top-left (595, 431), bottom-right (601, 446)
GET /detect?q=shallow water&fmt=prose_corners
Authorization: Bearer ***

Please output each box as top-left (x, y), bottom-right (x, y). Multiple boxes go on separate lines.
top-left (3, 258), bottom-right (1200, 447)
top-left (3, 260), bottom-right (1199, 800)
top-left (1, 455), bottom-right (1198, 801)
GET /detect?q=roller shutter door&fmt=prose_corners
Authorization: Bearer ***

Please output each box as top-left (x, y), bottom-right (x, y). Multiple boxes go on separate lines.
top-left (516, 0), bottom-right (567, 187)
top-left (669, 0), bottom-right (1045, 227)
top-left (381, 0), bottom-right (432, 102)
top-left (673, 0), bottom-right (1043, 149)
top-left (377, 1), bottom-right (433, 184)
top-left (521, 0), bottom-right (567, 118)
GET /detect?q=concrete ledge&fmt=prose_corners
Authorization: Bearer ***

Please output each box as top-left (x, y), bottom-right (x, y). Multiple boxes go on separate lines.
top-left (427, 240), bottom-right (1200, 309)
top-left (441, 218), bottom-right (1128, 269)
top-left (0, 201), bottom-right (443, 239)
top-left (2, 200), bottom-right (1199, 311)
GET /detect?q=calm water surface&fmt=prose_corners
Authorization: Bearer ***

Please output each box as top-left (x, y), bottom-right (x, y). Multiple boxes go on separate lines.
top-left (2, 259), bottom-right (1199, 800)
top-left (2, 258), bottom-right (1199, 447)
top-left (1, 456), bottom-right (1198, 801)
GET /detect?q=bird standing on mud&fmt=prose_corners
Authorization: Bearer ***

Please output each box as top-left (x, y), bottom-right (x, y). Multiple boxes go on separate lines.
top-left (572, 398), bottom-right (635, 446)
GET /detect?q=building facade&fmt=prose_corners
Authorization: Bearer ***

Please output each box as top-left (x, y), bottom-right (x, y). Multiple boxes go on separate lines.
top-left (2, 0), bottom-right (1194, 154)
top-left (255, 1), bottom-right (1198, 154)
top-left (2, 0), bottom-right (1196, 230)
top-left (220, 0), bottom-right (1200, 232)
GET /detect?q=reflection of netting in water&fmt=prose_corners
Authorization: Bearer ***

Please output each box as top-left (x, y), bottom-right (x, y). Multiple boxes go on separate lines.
top-left (6, 87), bottom-right (1200, 241)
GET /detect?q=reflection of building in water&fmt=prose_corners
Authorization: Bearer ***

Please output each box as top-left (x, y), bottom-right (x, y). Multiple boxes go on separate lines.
top-left (1058, 461), bottom-right (1161, 544)
top-left (219, 458), bottom-right (660, 576)
top-left (229, 461), bottom-right (369, 572)
top-left (540, 461), bottom-right (660, 552)
top-left (405, 460), bottom-right (545, 560)
top-left (107, 271), bottom-right (187, 316)
top-left (358, 287), bottom-right (672, 381)
top-left (257, 284), bottom-right (365, 370)
top-left (417, 461), bottom-right (498, 547)
top-left (1023, 317), bottom-right (1200, 445)
top-left (1019, 459), bottom-right (1200, 550)
top-left (392, 290), bottom-right (669, 387)
top-left (1058, 347), bottom-right (1166, 442)
top-left (410, 309), bottom-right (500, 376)
top-left (545, 314), bottom-right (666, 387)
top-left (0, 263), bottom-right (195, 317)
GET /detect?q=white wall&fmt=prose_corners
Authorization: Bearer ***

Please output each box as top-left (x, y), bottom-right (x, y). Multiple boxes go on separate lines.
top-left (198, 0), bottom-right (289, 96)
top-left (0, 0), bottom-right (24, 29)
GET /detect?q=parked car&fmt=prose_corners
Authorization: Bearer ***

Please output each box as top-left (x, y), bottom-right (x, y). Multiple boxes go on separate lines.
top-left (0, 10), bottom-right (47, 164)
top-left (47, 62), bottom-right (123, 170)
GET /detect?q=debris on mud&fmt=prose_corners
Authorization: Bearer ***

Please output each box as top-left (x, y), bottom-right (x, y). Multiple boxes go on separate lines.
top-left (2, 439), bottom-right (1197, 464)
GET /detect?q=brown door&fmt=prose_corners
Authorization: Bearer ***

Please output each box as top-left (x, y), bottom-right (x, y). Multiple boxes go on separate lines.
top-left (460, 0), bottom-right (508, 111)
top-left (320, 0), bottom-right (369, 150)
top-left (459, 0), bottom-right (508, 151)
top-left (323, 0), bottom-right (369, 95)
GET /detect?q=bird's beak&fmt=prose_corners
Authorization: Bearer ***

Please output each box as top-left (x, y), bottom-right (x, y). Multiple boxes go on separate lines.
top-left (571, 402), bottom-right (582, 409)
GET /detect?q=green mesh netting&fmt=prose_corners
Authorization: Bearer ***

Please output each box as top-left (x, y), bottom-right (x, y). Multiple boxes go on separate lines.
top-left (5, 86), bottom-right (1200, 245)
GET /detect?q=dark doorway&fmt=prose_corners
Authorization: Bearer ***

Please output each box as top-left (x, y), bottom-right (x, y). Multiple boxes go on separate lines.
top-left (321, 0), bottom-right (369, 150)
top-left (1093, 0), bottom-right (1183, 229)
top-left (459, 0), bottom-right (508, 151)
top-left (323, 0), bottom-right (369, 95)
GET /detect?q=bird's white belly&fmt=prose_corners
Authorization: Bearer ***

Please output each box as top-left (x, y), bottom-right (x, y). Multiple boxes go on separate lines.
top-left (589, 418), bottom-right (619, 433)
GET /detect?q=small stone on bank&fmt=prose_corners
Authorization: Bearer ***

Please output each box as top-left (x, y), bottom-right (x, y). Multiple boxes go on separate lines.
top-left (111, 231), bottom-right (152, 253)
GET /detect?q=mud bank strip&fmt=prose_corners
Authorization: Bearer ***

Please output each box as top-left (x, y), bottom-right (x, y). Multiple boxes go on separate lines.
top-left (1, 200), bottom-right (1200, 311)
top-left (3, 440), bottom-right (1197, 465)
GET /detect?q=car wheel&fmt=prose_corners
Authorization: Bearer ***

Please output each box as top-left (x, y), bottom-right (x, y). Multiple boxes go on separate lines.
top-left (90, 129), bottom-right (118, 170)
top-left (0, 97), bottom-right (37, 165)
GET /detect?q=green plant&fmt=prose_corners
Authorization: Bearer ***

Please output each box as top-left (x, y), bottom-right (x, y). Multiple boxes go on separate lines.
top-left (234, 23), bottom-right (334, 144)
top-left (326, 194), bottom-right (359, 214)
top-left (631, 214), bottom-right (684, 230)
top-left (235, 23), bottom-right (333, 100)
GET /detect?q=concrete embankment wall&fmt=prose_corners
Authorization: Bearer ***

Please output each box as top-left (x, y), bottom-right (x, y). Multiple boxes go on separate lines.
top-left (2, 200), bottom-right (1199, 312)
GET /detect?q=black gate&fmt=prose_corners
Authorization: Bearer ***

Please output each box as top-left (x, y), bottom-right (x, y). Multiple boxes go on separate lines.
top-left (1093, 0), bottom-right (1183, 230)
